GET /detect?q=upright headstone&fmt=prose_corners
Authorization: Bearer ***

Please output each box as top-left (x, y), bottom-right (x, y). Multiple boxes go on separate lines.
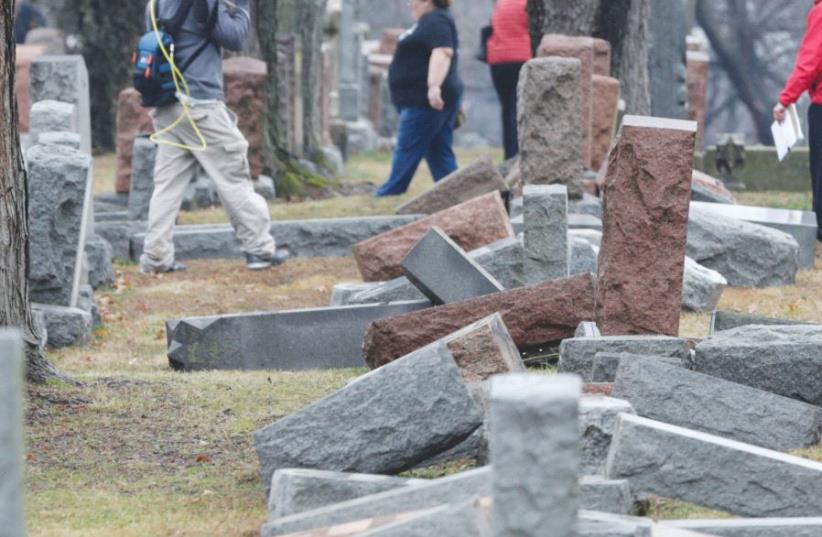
top-left (0, 331), bottom-right (25, 537)
top-left (537, 34), bottom-right (595, 168)
top-left (591, 75), bottom-right (620, 171)
top-left (338, 0), bottom-right (361, 122)
top-left (687, 46), bottom-right (710, 152)
top-left (491, 374), bottom-right (581, 537)
top-left (648, 0), bottom-right (689, 120)
top-left (277, 34), bottom-right (299, 155)
top-left (14, 44), bottom-right (46, 133)
top-left (114, 87), bottom-right (154, 193)
top-left (223, 56), bottom-right (267, 179)
top-left (524, 184), bottom-right (569, 284)
top-left (29, 100), bottom-right (77, 143)
top-left (518, 57), bottom-right (584, 197)
top-left (27, 143), bottom-right (93, 308)
top-left (128, 136), bottom-right (157, 222)
top-left (592, 38), bottom-right (611, 77)
top-left (596, 116), bottom-right (697, 337)
top-left (29, 55), bottom-right (92, 155)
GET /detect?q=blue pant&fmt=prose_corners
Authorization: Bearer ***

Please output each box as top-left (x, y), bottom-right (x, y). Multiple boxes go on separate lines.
top-left (376, 103), bottom-right (460, 196)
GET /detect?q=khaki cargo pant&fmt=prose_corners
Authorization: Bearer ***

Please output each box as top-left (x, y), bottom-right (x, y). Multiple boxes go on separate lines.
top-left (139, 102), bottom-right (275, 272)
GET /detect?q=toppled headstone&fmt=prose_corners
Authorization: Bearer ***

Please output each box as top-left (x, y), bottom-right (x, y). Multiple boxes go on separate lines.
top-left (682, 257), bottom-right (727, 312)
top-left (167, 301), bottom-right (429, 372)
top-left (396, 157), bottom-right (507, 215)
top-left (32, 304), bottom-right (92, 348)
top-left (606, 413), bottom-right (822, 517)
top-left (612, 355), bottom-right (822, 451)
top-left (691, 201), bottom-right (816, 269)
top-left (576, 322), bottom-right (601, 338)
top-left (558, 335), bottom-right (691, 382)
top-left (537, 35), bottom-right (594, 168)
top-left (687, 205), bottom-right (799, 288)
top-left (442, 313), bottom-right (526, 384)
top-left (580, 396), bottom-right (636, 475)
top-left (661, 518), bottom-right (822, 537)
top-left (491, 374), bottom-right (581, 537)
top-left (691, 171), bottom-right (737, 205)
top-left (27, 143), bottom-right (92, 307)
top-left (524, 184), bottom-right (569, 283)
top-left (579, 477), bottom-right (635, 516)
top-left (363, 273), bottom-right (596, 369)
top-left (693, 325), bottom-right (822, 405)
top-left (269, 469), bottom-right (422, 519)
top-left (353, 192), bottom-right (513, 281)
top-left (596, 116), bottom-right (697, 337)
top-left (128, 136), bottom-right (157, 222)
top-left (518, 57), bottom-right (584, 196)
top-left (29, 100), bottom-right (77, 143)
top-left (401, 227), bottom-right (504, 305)
top-left (709, 310), bottom-right (808, 334)
top-left (329, 283), bottom-right (381, 307)
top-left (591, 353), bottom-right (683, 384)
top-left (354, 499), bottom-right (492, 537)
top-left (254, 340), bottom-right (483, 492)
top-left (114, 88), bottom-right (154, 193)
top-left (261, 468), bottom-right (491, 537)
top-left (29, 55), bottom-right (92, 155)
top-left (0, 331), bottom-right (24, 537)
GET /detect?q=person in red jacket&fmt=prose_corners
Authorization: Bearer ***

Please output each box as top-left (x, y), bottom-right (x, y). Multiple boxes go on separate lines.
top-left (775, 0), bottom-right (822, 237)
top-left (488, 0), bottom-right (532, 160)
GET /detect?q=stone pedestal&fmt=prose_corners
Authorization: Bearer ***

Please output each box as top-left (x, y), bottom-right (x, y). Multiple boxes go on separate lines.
top-left (596, 116), bottom-right (697, 337)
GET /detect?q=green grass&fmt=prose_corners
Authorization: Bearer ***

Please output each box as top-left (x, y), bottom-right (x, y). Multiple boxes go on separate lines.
top-left (736, 190), bottom-right (813, 211)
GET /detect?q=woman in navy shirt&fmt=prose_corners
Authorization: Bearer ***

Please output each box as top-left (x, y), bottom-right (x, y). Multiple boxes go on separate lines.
top-left (376, 0), bottom-right (464, 197)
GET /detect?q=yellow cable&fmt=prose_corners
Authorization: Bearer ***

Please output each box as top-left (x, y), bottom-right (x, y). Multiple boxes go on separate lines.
top-left (148, 0), bottom-right (208, 151)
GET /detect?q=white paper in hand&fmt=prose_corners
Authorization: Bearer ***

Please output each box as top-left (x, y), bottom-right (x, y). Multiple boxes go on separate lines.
top-left (772, 104), bottom-right (804, 162)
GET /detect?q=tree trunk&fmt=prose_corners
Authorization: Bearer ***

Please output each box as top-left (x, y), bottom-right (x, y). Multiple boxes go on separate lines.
top-left (1, 0), bottom-right (61, 383)
top-left (527, 0), bottom-right (651, 115)
top-left (299, 0), bottom-right (328, 166)
top-left (61, 0), bottom-right (145, 152)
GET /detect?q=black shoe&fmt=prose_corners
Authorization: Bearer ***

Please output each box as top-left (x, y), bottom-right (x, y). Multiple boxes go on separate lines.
top-left (139, 261), bottom-right (187, 274)
top-left (246, 248), bottom-right (291, 271)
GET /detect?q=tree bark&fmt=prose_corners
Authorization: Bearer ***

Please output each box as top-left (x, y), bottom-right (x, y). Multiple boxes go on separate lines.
top-left (61, 0), bottom-right (145, 152)
top-left (526, 0), bottom-right (651, 115)
top-left (1, 0), bottom-right (61, 383)
top-left (299, 0), bottom-right (328, 165)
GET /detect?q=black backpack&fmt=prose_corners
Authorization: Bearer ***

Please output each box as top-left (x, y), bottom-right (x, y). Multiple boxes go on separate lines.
top-left (132, 0), bottom-right (217, 108)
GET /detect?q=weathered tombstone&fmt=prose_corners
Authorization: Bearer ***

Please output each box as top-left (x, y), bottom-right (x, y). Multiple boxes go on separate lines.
top-left (580, 396), bottom-right (635, 476)
top-left (363, 273), bottom-right (596, 369)
top-left (441, 313), bottom-right (526, 384)
top-left (114, 87), bottom-right (154, 193)
top-left (353, 192), bottom-right (513, 281)
top-left (0, 331), bottom-right (25, 537)
top-left (647, 0), bottom-right (689, 120)
top-left (523, 184), bottom-right (569, 283)
top-left (682, 257), bottom-right (727, 313)
top-left (537, 34), bottom-right (594, 168)
top-left (254, 340), bottom-right (483, 492)
top-left (709, 310), bottom-right (808, 335)
top-left (29, 55), bottom-right (92, 155)
top-left (612, 355), bottom-right (822, 451)
top-left (396, 157), bottom-right (508, 215)
top-left (401, 227), bottom-right (504, 305)
top-left (31, 304), bottom-right (92, 348)
top-left (518, 57), bottom-right (583, 196)
top-left (166, 301), bottom-right (430, 372)
top-left (606, 413), bottom-right (822, 517)
top-left (27, 143), bottom-right (93, 308)
top-left (596, 116), bottom-right (697, 337)
top-left (338, 0), bottom-right (362, 122)
top-left (687, 47), bottom-right (710, 151)
top-left (491, 374), bottom-right (581, 537)
top-left (128, 136), bottom-right (157, 222)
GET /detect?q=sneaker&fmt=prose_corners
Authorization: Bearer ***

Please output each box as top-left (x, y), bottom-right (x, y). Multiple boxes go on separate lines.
top-left (246, 248), bottom-right (291, 271)
top-left (139, 261), bottom-right (187, 274)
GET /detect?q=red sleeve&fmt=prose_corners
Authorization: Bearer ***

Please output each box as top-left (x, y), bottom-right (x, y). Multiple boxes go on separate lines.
top-left (781, 6), bottom-right (822, 106)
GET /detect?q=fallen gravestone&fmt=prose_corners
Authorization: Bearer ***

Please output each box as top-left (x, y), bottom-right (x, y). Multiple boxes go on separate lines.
top-left (591, 353), bottom-right (682, 384)
top-left (363, 273), bottom-right (596, 369)
top-left (0, 331), bottom-right (25, 537)
top-left (709, 310), bottom-right (808, 335)
top-left (400, 227), bottom-right (504, 305)
top-left (441, 313), bottom-right (526, 384)
top-left (661, 518), bottom-right (822, 537)
top-left (691, 170), bottom-right (737, 205)
top-left (395, 156), bottom-right (507, 215)
top-left (682, 257), bottom-right (727, 312)
top-left (606, 414), bottom-right (822, 517)
top-left (558, 335), bottom-right (691, 382)
top-left (580, 396), bottom-right (636, 475)
top-left (517, 57), bottom-right (584, 196)
top-left (254, 339), bottom-right (484, 492)
top-left (524, 184), bottom-right (569, 283)
top-left (612, 355), bottom-right (822, 451)
top-left (128, 136), bottom-right (157, 222)
top-left (693, 325), bottom-right (822, 405)
top-left (691, 201), bottom-right (816, 269)
top-left (353, 192), bottom-right (513, 281)
top-left (576, 321), bottom-right (602, 338)
top-left (491, 374), bottom-right (581, 537)
top-left (166, 301), bottom-right (429, 371)
top-left (687, 205), bottom-right (799, 288)
top-left (596, 116), bottom-right (697, 337)
top-left (355, 499), bottom-right (492, 537)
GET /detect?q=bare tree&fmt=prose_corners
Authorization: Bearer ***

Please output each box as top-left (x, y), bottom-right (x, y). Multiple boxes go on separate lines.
top-left (697, 0), bottom-right (807, 144)
top-left (1, 0), bottom-right (60, 383)
top-left (527, 0), bottom-right (651, 115)
top-left (299, 0), bottom-right (328, 166)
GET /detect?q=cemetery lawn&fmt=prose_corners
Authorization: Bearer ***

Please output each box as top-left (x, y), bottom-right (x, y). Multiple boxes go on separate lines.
top-left (25, 153), bottom-right (822, 535)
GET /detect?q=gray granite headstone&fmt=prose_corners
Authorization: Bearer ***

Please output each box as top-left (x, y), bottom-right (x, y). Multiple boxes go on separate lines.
top-left (524, 184), bottom-right (569, 284)
top-left (0, 331), bottom-right (25, 537)
top-left (401, 226), bottom-right (504, 305)
top-left (648, 0), bottom-right (689, 120)
top-left (338, 0), bottom-right (362, 122)
top-left (128, 136), bottom-right (157, 222)
top-left (709, 310), bottom-right (809, 335)
top-left (29, 100), bottom-right (77, 144)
